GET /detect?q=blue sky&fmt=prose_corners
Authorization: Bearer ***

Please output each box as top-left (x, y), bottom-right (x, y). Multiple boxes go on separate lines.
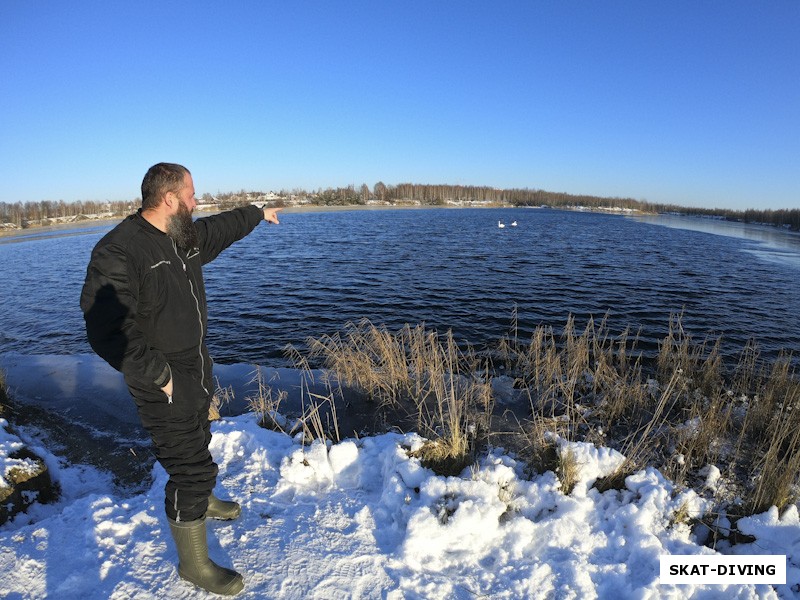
top-left (1, 2), bottom-right (798, 210)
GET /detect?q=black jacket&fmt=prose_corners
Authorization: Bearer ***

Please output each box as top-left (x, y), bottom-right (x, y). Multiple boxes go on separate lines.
top-left (80, 205), bottom-right (264, 398)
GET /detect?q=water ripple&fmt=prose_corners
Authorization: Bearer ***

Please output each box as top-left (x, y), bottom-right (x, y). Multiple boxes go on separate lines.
top-left (1, 208), bottom-right (798, 368)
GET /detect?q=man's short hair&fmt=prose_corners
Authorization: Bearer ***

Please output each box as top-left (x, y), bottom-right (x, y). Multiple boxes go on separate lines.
top-left (141, 163), bottom-right (191, 210)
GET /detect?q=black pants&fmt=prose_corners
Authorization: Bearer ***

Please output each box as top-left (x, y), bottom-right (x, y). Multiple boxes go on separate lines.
top-left (127, 371), bottom-right (218, 522)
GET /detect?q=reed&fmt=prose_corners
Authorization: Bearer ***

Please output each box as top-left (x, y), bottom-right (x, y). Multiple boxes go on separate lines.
top-left (739, 354), bottom-right (800, 514)
top-left (279, 311), bottom-right (800, 522)
top-left (209, 377), bottom-right (235, 421)
top-left (557, 446), bottom-right (581, 495)
top-left (0, 368), bottom-right (8, 417)
top-left (498, 311), bottom-right (800, 517)
top-left (291, 319), bottom-right (492, 475)
top-left (246, 367), bottom-right (288, 432)
top-left (595, 367), bottom-right (685, 492)
top-left (297, 389), bottom-right (341, 444)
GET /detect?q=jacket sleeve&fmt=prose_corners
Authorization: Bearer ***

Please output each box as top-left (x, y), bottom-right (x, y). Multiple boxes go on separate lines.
top-left (80, 242), bottom-right (171, 387)
top-left (194, 204), bottom-right (264, 265)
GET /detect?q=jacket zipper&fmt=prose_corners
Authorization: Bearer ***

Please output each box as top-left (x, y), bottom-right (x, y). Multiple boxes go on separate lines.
top-left (166, 364), bottom-right (173, 404)
top-left (172, 241), bottom-right (209, 396)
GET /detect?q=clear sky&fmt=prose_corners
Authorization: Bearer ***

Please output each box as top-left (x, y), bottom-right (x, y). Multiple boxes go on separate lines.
top-left (1, 1), bottom-right (798, 210)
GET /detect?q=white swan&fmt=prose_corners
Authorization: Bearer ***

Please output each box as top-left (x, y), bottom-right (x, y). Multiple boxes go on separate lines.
top-left (498, 220), bottom-right (505, 228)
top-left (511, 220), bottom-right (517, 227)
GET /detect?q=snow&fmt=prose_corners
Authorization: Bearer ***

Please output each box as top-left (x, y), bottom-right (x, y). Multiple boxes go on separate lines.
top-left (1, 356), bottom-right (799, 598)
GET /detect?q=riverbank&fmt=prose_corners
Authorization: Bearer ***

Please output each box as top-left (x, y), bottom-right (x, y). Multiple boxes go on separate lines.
top-left (0, 202), bottom-right (646, 241)
top-left (0, 203), bottom-right (496, 240)
top-left (1, 352), bottom-right (797, 597)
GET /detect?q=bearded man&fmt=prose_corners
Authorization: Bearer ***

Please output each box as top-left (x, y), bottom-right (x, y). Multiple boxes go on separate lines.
top-left (80, 162), bottom-right (281, 595)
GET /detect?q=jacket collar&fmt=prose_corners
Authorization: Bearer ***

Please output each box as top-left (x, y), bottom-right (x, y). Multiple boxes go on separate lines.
top-left (135, 209), bottom-right (169, 237)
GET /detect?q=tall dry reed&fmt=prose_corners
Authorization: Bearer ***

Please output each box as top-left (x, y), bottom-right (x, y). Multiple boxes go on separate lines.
top-left (282, 311), bottom-right (800, 519)
top-left (288, 319), bottom-right (492, 475)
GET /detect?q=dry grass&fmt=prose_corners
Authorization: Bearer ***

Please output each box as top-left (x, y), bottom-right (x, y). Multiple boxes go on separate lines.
top-left (668, 501), bottom-right (694, 530)
top-left (275, 311), bottom-right (799, 524)
top-left (245, 367), bottom-right (288, 432)
top-left (297, 387), bottom-right (341, 444)
top-left (0, 368), bottom-right (9, 417)
top-left (497, 311), bottom-right (800, 517)
top-left (739, 354), bottom-right (800, 514)
top-left (557, 446), bottom-right (581, 495)
top-left (288, 319), bottom-right (492, 475)
top-left (226, 366), bottom-right (341, 444)
top-left (210, 378), bottom-right (235, 421)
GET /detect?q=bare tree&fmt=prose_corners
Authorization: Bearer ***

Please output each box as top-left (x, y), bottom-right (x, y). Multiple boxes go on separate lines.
top-left (373, 181), bottom-right (387, 203)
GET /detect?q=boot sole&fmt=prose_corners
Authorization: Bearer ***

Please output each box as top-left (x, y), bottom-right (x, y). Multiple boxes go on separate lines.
top-left (179, 569), bottom-right (244, 596)
top-left (207, 508), bottom-right (241, 521)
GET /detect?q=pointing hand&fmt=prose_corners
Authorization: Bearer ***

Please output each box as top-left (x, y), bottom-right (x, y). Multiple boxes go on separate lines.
top-left (262, 207), bottom-right (282, 224)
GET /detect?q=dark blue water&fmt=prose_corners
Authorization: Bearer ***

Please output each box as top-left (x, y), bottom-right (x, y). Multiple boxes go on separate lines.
top-left (1, 208), bottom-right (798, 367)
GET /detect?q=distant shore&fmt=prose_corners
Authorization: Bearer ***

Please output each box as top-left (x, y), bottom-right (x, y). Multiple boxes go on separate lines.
top-left (0, 203), bottom-right (515, 240)
top-left (0, 202), bottom-right (658, 242)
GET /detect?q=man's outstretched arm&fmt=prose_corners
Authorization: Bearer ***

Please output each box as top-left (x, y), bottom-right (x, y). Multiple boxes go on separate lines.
top-left (195, 205), bottom-right (282, 264)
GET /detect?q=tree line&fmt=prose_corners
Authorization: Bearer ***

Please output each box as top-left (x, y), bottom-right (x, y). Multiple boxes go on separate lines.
top-left (1, 183), bottom-right (798, 231)
top-left (0, 199), bottom-right (137, 228)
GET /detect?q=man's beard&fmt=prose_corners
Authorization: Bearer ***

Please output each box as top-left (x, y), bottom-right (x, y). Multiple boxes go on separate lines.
top-left (166, 202), bottom-right (198, 250)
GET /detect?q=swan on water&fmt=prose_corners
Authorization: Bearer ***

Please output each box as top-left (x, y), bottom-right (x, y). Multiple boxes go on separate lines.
top-left (498, 221), bottom-right (505, 228)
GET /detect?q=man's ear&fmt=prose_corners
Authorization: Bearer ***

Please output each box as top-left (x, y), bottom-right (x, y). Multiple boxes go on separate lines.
top-left (162, 191), bottom-right (176, 209)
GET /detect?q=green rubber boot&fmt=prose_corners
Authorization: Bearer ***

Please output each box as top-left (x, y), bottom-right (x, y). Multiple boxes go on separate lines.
top-left (207, 492), bottom-right (242, 521)
top-left (168, 517), bottom-right (244, 596)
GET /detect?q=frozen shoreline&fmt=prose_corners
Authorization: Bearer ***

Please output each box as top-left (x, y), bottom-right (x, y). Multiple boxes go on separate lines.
top-left (0, 352), bottom-right (337, 431)
top-left (1, 352), bottom-right (797, 598)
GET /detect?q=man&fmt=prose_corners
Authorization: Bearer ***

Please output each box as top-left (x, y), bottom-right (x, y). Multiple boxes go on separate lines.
top-left (81, 163), bottom-right (281, 595)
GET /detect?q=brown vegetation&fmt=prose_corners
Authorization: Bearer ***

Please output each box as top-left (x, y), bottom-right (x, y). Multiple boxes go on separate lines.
top-left (4, 183), bottom-right (797, 230)
top-left (280, 314), bottom-right (799, 527)
top-left (289, 320), bottom-right (493, 476)
top-left (0, 369), bottom-right (59, 525)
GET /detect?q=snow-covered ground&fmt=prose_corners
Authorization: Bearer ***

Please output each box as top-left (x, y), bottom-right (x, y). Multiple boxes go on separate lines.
top-left (1, 356), bottom-right (799, 599)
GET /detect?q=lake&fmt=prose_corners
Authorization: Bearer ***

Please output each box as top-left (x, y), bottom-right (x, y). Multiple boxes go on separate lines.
top-left (1, 208), bottom-right (798, 369)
